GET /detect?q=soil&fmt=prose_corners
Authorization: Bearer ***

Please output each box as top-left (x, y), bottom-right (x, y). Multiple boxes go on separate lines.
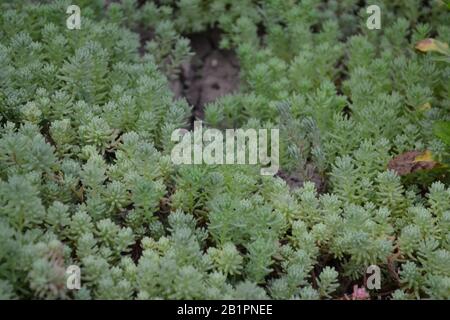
top-left (169, 29), bottom-right (240, 124)
top-left (277, 165), bottom-right (327, 193)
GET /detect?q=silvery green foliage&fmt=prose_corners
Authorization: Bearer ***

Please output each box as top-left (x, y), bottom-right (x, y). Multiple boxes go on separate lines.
top-left (0, 0), bottom-right (449, 300)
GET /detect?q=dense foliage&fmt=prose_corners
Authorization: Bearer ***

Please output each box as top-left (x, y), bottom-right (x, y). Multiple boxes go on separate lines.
top-left (0, 0), bottom-right (449, 299)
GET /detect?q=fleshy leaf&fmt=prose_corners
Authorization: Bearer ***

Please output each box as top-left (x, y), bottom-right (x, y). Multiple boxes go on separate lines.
top-left (433, 121), bottom-right (450, 146)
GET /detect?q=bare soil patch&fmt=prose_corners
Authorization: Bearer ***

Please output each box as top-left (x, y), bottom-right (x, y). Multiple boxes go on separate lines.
top-left (169, 29), bottom-right (240, 123)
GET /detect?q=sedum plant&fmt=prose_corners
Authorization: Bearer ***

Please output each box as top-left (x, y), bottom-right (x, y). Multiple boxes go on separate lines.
top-left (0, 0), bottom-right (449, 300)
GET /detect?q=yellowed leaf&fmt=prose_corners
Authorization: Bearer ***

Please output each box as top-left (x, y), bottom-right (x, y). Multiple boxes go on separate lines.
top-left (388, 150), bottom-right (437, 176)
top-left (418, 102), bottom-right (431, 111)
top-left (415, 38), bottom-right (450, 55)
top-left (413, 150), bottom-right (434, 163)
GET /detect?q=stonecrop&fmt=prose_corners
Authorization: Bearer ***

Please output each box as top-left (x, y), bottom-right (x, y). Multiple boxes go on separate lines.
top-left (0, 0), bottom-right (449, 299)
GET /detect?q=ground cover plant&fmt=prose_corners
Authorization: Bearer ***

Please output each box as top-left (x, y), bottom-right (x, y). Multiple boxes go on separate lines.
top-left (0, 0), bottom-right (449, 300)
